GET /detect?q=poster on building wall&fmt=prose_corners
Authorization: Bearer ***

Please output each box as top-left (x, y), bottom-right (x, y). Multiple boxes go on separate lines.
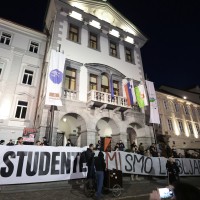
top-left (0, 146), bottom-right (200, 185)
top-left (45, 49), bottom-right (65, 106)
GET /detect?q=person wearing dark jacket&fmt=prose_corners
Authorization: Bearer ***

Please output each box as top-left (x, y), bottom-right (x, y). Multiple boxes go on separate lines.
top-left (94, 151), bottom-right (106, 200)
top-left (85, 144), bottom-right (95, 180)
top-left (166, 157), bottom-right (180, 185)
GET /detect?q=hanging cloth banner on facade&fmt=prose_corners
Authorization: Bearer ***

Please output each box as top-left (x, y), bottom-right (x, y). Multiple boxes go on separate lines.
top-left (134, 84), bottom-right (148, 108)
top-left (129, 80), bottom-right (137, 104)
top-left (110, 74), bottom-right (114, 99)
top-left (0, 146), bottom-right (200, 185)
top-left (124, 81), bottom-right (134, 106)
top-left (45, 49), bottom-right (65, 106)
top-left (145, 80), bottom-right (160, 124)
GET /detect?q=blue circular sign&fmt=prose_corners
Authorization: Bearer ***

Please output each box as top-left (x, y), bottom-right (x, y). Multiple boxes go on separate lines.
top-left (49, 69), bottom-right (63, 84)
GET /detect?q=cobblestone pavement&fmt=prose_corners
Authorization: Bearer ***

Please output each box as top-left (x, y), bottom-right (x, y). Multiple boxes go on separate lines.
top-left (0, 176), bottom-right (200, 200)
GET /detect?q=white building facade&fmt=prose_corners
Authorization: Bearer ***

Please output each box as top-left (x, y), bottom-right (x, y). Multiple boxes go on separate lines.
top-left (156, 88), bottom-right (200, 151)
top-left (35, 0), bottom-right (154, 148)
top-left (0, 19), bottom-right (46, 143)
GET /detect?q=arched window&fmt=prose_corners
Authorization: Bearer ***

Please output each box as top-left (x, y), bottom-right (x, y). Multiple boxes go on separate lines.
top-left (101, 74), bottom-right (109, 93)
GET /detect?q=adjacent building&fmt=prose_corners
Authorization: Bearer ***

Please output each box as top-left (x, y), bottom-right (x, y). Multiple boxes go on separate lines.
top-left (155, 85), bottom-right (200, 153)
top-left (35, 0), bottom-right (154, 148)
top-left (0, 18), bottom-right (46, 142)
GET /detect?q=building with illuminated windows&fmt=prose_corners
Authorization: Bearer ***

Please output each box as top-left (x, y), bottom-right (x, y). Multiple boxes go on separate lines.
top-left (0, 18), bottom-right (46, 142)
top-left (155, 85), bottom-right (200, 153)
top-left (35, 0), bottom-right (155, 148)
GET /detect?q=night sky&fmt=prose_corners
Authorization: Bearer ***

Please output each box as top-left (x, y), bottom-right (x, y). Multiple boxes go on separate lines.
top-left (1, 0), bottom-right (199, 89)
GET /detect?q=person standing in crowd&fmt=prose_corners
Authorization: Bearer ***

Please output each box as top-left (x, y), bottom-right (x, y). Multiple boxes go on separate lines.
top-left (6, 139), bottom-right (14, 146)
top-left (66, 138), bottom-right (74, 146)
top-left (118, 140), bottom-right (125, 151)
top-left (42, 136), bottom-right (49, 146)
top-left (138, 143), bottom-right (145, 155)
top-left (114, 143), bottom-right (119, 151)
top-left (95, 140), bottom-right (102, 151)
top-left (36, 140), bottom-right (41, 146)
top-left (149, 143), bottom-right (158, 157)
top-left (172, 141), bottom-right (178, 158)
top-left (94, 151), bottom-right (106, 200)
top-left (85, 144), bottom-right (95, 186)
top-left (166, 157), bottom-right (180, 185)
top-left (0, 140), bottom-right (5, 145)
top-left (17, 137), bottom-right (23, 145)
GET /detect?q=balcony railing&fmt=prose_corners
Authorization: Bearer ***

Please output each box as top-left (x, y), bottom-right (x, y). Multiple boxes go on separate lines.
top-left (63, 89), bottom-right (78, 100)
top-left (88, 90), bottom-right (141, 112)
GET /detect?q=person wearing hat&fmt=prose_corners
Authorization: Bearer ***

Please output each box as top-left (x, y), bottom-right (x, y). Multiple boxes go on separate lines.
top-left (94, 151), bottom-right (106, 200)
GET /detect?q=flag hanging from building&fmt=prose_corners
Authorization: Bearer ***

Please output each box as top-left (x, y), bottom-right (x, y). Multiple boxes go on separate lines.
top-left (129, 80), bottom-right (137, 104)
top-left (110, 74), bottom-right (114, 99)
top-left (124, 81), bottom-right (134, 106)
top-left (45, 49), bottom-right (65, 106)
top-left (145, 80), bottom-right (160, 124)
top-left (134, 84), bottom-right (148, 108)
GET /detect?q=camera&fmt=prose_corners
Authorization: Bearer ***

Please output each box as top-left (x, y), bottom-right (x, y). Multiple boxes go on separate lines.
top-left (158, 188), bottom-right (174, 199)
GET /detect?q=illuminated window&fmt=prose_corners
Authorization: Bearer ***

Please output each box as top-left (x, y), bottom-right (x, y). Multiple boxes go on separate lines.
top-left (89, 32), bottom-right (97, 49)
top-left (184, 105), bottom-right (189, 115)
top-left (90, 74), bottom-right (97, 90)
top-left (167, 119), bottom-right (173, 131)
top-left (187, 122), bottom-right (194, 135)
top-left (195, 124), bottom-right (200, 135)
top-left (109, 41), bottom-right (118, 57)
top-left (69, 24), bottom-right (79, 43)
top-left (22, 69), bottom-right (33, 85)
top-left (29, 41), bottom-right (39, 54)
top-left (65, 68), bottom-right (76, 90)
top-left (15, 101), bottom-right (28, 119)
top-left (101, 75), bottom-right (109, 93)
top-left (174, 102), bottom-right (179, 112)
top-left (113, 80), bottom-right (119, 96)
top-left (192, 107), bottom-right (196, 118)
top-left (0, 32), bottom-right (11, 45)
top-left (125, 47), bottom-right (133, 63)
top-left (163, 100), bottom-right (168, 110)
top-left (178, 120), bottom-right (184, 133)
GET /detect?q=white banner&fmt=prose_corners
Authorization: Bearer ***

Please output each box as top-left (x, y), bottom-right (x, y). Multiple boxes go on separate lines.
top-left (0, 146), bottom-right (87, 185)
top-left (105, 151), bottom-right (200, 176)
top-left (0, 147), bottom-right (200, 185)
top-left (145, 80), bottom-right (160, 124)
top-left (45, 50), bottom-right (65, 106)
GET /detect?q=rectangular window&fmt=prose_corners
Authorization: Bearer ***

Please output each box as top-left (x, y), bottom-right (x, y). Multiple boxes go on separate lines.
top-left (191, 108), bottom-right (196, 118)
top-left (22, 69), bottom-right (33, 85)
top-left (163, 100), bottom-right (168, 110)
top-left (15, 101), bottom-right (28, 119)
top-left (110, 41), bottom-right (117, 57)
top-left (167, 119), bottom-right (173, 131)
top-left (69, 24), bottom-right (79, 43)
top-left (90, 74), bottom-right (97, 90)
top-left (0, 62), bottom-right (3, 77)
top-left (29, 41), bottom-right (39, 54)
top-left (89, 32), bottom-right (97, 49)
top-left (113, 80), bottom-right (119, 96)
top-left (195, 124), bottom-right (200, 135)
top-left (184, 105), bottom-right (189, 115)
top-left (187, 122), bottom-right (194, 134)
top-left (174, 102), bottom-right (179, 112)
top-left (178, 121), bottom-right (184, 133)
top-left (125, 47), bottom-right (132, 63)
top-left (65, 68), bottom-right (76, 90)
top-left (0, 32), bottom-right (11, 45)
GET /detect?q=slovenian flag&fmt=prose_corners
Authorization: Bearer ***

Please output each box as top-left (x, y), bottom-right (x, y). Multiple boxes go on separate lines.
top-left (124, 81), bottom-right (134, 106)
top-left (110, 74), bottom-right (114, 99)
